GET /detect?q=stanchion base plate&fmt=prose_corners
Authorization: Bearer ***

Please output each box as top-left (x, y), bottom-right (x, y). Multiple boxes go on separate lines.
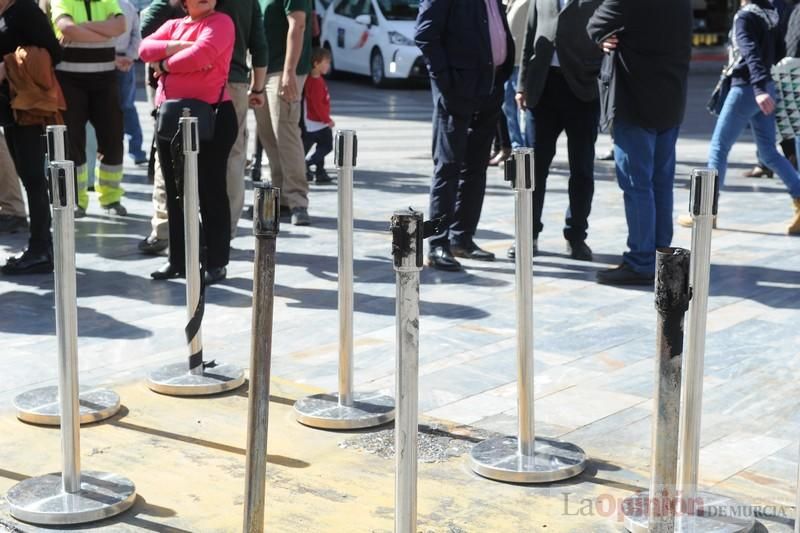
top-left (147, 362), bottom-right (245, 396)
top-left (469, 436), bottom-right (587, 484)
top-left (622, 491), bottom-right (755, 533)
top-left (294, 391), bottom-right (395, 430)
top-left (7, 471), bottom-right (136, 526)
top-left (13, 386), bottom-right (120, 426)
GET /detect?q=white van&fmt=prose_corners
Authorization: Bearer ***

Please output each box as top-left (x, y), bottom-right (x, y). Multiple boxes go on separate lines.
top-left (320, 0), bottom-right (426, 87)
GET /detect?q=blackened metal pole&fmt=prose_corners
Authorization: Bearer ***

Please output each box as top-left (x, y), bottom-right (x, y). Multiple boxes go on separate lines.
top-left (622, 248), bottom-right (691, 533)
top-left (469, 148), bottom-right (587, 484)
top-left (243, 183), bottom-right (281, 533)
top-left (147, 111), bottom-right (244, 396)
top-left (6, 161), bottom-right (135, 525)
top-left (390, 209), bottom-right (423, 533)
top-left (14, 125), bottom-right (121, 426)
top-left (294, 130), bottom-right (394, 429)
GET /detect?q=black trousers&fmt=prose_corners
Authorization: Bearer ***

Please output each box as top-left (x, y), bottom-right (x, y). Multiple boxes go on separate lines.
top-left (429, 80), bottom-right (502, 248)
top-left (5, 123), bottom-right (51, 254)
top-left (532, 68), bottom-right (599, 242)
top-left (157, 100), bottom-right (237, 270)
top-left (302, 126), bottom-right (333, 169)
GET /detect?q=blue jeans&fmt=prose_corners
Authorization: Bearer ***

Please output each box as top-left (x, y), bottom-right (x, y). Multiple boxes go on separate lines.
top-left (502, 67), bottom-right (526, 149)
top-left (117, 67), bottom-right (145, 161)
top-left (710, 83), bottom-right (800, 197)
top-left (613, 119), bottom-right (680, 275)
top-left (525, 108), bottom-right (534, 148)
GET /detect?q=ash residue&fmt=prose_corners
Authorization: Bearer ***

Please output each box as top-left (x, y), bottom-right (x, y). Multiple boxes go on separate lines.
top-left (339, 423), bottom-right (496, 463)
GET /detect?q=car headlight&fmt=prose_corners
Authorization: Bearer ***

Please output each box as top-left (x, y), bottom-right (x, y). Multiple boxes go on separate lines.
top-left (388, 31), bottom-right (415, 47)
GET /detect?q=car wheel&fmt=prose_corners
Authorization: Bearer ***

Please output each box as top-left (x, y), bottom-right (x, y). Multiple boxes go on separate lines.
top-left (370, 49), bottom-right (387, 88)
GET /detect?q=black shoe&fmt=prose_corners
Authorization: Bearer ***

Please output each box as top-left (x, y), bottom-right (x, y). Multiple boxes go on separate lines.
top-left (138, 236), bottom-right (168, 255)
top-left (596, 263), bottom-right (654, 286)
top-left (597, 149), bottom-right (614, 161)
top-left (151, 262), bottom-right (185, 280)
top-left (306, 168), bottom-right (315, 182)
top-left (291, 207), bottom-right (311, 226)
top-left (243, 206), bottom-right (254, 220)
top-left (0, 214), bottom-right (27, 234)
top-left (450, 241), bottom-right (495, 261)
top-left (2, 249), bottom-right (53, 275)
top-left (315, 168), bottom-right (333, 183)
top-left (204, 266), bottom-right (226, 285)
top-left (566, 240), bottom-right (593, 261)
top-left (507, 239), bottom-right (538, 260)
top-left (427, 246), bottom-right (461, 271)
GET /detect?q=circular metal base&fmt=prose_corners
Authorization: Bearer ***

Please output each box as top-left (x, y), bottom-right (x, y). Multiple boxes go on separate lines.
top-left (469, 436), bottom-right (587, 483)
top-left (7, 471), bottom-right (136, 526)
top-left (622, 491), bottom-right (755, 533)
top-left (13, 386), bottom-right (120, 426)
top-left (147, 362), bottom-right (245, 396)
top-left (294, 391), bottom-right (395, 429)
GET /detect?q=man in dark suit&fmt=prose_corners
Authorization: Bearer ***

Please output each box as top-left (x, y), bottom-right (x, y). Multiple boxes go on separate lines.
top-left (515, 0), bottom-right (603, 262)
top-left (587, 0), bottom-right (692, 285)
top-left (415, 0), bottom-right (514, 271)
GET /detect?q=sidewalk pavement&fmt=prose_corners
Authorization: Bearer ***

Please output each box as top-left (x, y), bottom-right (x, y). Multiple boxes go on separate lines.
top-left (0, 71), bottom-right (798, 531)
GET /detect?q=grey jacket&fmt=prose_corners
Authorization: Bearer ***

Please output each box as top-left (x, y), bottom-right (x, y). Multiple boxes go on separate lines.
top-left (518, 0), bottom-right (603, 108)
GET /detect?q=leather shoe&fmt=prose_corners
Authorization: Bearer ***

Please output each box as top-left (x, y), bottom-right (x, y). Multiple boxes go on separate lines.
top-left (566, 240), bottom-right (593, 261)
top-left (596, 263), bottom-right (654, 286)
top-left (427, 246), bottom-right (461, 271)
top-left (450, 241), bottom-right (495, 261)
top-left (2, 249), bottom-right (53, 275)
top-left (507, 239), bottom-right (538, 260)
top-left (151, 262), bottom-right (185, 280)
top-left (138, 236), bottom-right (168, 255)
top-left (204, 266), bottom-right (227, 285)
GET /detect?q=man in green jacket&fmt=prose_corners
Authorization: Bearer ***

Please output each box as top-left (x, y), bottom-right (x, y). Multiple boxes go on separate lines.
top-left (255, 0), bottom-right (314, 226)
top-left (138, 0), bottom-right (269, 252)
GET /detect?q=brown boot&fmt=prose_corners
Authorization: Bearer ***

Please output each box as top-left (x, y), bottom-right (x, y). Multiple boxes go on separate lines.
top-left (788, 198), bottom-right (800, 235)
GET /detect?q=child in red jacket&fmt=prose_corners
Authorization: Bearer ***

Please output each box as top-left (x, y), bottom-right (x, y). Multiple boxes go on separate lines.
top-left (303, 48), bottom-right (335, 184)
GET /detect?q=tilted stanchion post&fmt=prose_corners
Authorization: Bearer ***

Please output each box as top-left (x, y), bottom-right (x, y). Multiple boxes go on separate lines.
top-left (621, 248), bottom-right (691, 533)
top-left (147, 110), bottom-right (244, 395)
top-left (294, 129), bottom-right (394, 429)
top-left (469, 148), bottom-right (587, 483)
top-left (242, 183), bottom-right (280, 533)
top-left (13, 124), bottom-right (121, 426)
top-left (6, 161), bottom-right (136, 525)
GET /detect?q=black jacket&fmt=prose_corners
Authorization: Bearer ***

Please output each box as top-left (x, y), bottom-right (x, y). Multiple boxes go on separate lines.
top-left (519, 0), bottom-right (603, 109)
top-left (730, 1), bottom-right (780, 96)
top-left (587, 0), bottom-right (692, 131)
top-left (415, 0), bottom-right (514, 108)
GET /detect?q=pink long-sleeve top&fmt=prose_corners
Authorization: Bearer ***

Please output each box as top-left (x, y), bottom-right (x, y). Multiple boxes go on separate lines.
top-left (139, 11), bottom-right (234, 106)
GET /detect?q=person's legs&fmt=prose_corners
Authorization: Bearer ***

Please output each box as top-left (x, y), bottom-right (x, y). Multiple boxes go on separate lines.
top-left (531, 75), bottom-right (563, 240)
top-left (0, 130), bottom-right (26, 225)
top-left (750, 96), bottom-right (800, 198)
top-left (652, 126), bottom-right (680, 250)
top-left (89, 72), bottom-right (125, 209)
top-left (562, 94), bottom-right (599, 244)
top-left (225, 82), bottom-right (250, 236)
top-left (428, 84), bottom-right (471, 250)
top-left (198, 101), bottom-right (236, 269)
top-left (305, 128), bottom-right (333, 172)
top-left (156, 138), bottom-right (185, 272)
top-left (273, 75), bottom-right (309, 212)
top-left (258, 74), bottom-right (284, 199)
top-left (57, 71), bottom-right (90, 210)
top-left (502, 66), bottom-right (524, 149)
top-left (708, 85), bottom-right (759, 189)
top-left (612, 119), bottom-right (658, 274)
top-left (150, 151), bottom-right (170, 240)
top-left (117, 67), bottom-right (145, 162)
top-left (5, 124), bottom-right (51, 254)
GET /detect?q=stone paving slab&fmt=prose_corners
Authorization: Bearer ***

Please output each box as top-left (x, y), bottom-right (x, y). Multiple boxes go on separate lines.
top-left (0, 71), bottom-right (798, 530)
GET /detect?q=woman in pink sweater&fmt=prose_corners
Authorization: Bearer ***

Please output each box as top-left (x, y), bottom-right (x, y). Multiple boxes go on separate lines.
top-left (139, 0), bottom-right (235, 285)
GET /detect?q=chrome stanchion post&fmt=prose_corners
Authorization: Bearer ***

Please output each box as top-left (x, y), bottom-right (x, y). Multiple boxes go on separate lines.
top-left (14, 125), bottom-right (121, 426)
top-left (622, 248), bottom-right (691, 533)
top-left (469, 148), bottom-right (587, 483)
top-left (294, 130), bottom-right (394, 429)
top-left (6, 161), bottom-right (136, 525)
top-left (243, 183), bottom-right (280, 533)
top-left (390, 209), bottom-right (423, 533)
top-left (147, 111), bottom-right (244, 396)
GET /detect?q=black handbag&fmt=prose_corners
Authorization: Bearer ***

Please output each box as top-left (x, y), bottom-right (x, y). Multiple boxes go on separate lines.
top-left (706, 73), bottom-right (732, 116)
top-left (597, 50), bottom-right (616, 133)
top-left (156, 83), bottom-right (225, 142)
top-left (0, 83), bottom-right (15, 127)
